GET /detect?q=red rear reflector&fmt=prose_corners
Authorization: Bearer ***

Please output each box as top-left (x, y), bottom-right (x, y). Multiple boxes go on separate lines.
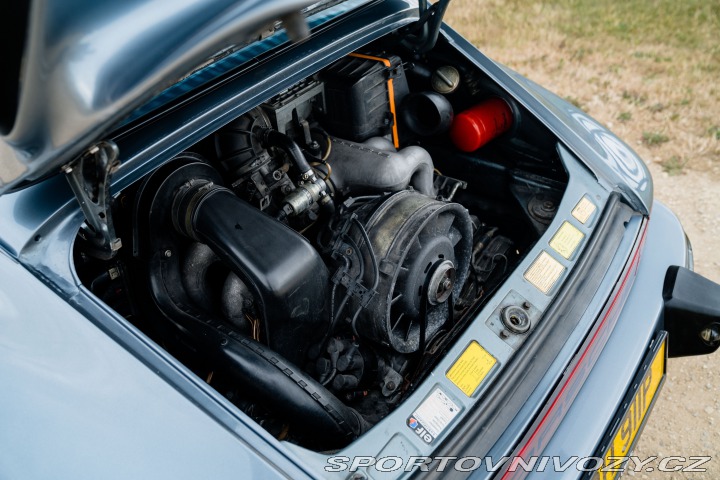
top-left (500, 220), bottom-right (648, 480)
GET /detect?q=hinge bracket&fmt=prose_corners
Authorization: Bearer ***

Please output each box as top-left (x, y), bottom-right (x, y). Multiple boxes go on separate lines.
top-left (63, 141), bottom-right (122, 260)
top-left (399, 0), bottom-right (451, 56)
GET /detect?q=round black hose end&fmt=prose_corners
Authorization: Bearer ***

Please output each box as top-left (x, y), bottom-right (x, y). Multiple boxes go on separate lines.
top-left (171, 179), bottom-right (221, 241)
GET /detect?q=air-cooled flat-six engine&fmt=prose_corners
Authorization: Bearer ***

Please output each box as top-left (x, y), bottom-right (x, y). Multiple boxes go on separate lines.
top-left (75, 48), bottom-right (564, 450)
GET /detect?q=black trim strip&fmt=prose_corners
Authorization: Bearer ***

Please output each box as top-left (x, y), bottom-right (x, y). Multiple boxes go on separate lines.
top-left (421, 193), bottom-right (637, 479)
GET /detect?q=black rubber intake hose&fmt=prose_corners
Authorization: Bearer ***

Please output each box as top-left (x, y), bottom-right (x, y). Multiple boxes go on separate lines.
top-left (219, 331), bottom-right (369, 445)
top-left (172, 181), bottom-right (329, 364)
top-left (148, 253), bottom-right (368, 448)
top-left (142, 157), bottom-right (366, 449)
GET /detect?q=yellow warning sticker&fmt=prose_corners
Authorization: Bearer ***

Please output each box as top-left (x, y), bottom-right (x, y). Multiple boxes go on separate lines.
top-left (572, 196), bottom-right (597, 224)
top-left (549, 221), bottom-right (585, 259)
top-left (524, 251), bottom-right (565, 294)
top-left (446, 341), bottom-right (496, 397)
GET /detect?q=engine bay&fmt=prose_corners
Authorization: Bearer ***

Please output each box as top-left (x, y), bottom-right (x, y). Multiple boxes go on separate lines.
top-left (74, 37), bottom-right (568, 451)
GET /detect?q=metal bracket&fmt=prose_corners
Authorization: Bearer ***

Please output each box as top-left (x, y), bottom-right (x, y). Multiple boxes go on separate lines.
top-left (398, 0), bottom-right (451, 56)
top-left (63, 141), bottom-right (122, 260)
top-left (434, 173), bottom-right (467, 202)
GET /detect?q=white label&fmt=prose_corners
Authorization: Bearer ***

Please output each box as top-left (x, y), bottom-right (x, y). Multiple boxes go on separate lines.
top-left (572, 196), bottom-right (597, 224)
top-left (524, 250), bottom-right (566, 294)
top-left (407, 387), bottom-right (460, 444)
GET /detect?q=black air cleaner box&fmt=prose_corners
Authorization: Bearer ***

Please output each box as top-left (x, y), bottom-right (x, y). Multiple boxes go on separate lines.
top-left (321, 53), bottom-right (409, 147)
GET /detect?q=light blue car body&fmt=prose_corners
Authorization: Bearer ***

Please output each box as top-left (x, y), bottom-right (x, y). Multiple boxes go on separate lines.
top-left (0, 1), bottom-right (693, 479)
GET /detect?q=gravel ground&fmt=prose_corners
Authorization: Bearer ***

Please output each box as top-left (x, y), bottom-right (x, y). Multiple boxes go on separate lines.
top-left (631, 164), bottom-right (720, 479)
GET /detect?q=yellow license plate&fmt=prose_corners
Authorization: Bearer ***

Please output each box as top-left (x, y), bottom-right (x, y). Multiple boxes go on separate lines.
top-left (597, 334), bottom-right (667, 480)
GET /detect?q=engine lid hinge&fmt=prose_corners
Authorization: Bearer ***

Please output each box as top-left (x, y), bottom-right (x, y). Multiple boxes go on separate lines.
top-left (62, 141), bottom-right (122, 260)
top-left (398, 0), bottom-right (452, 56)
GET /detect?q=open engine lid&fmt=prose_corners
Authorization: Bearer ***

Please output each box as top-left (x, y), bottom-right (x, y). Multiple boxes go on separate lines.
top-left (0, 0), bottom-right (327, 195)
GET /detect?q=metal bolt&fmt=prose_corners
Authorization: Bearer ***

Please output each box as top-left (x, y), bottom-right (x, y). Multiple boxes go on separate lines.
top-left (345, 247), bottom-right (353, 256)
top-left (385, 381), bottom-right (396, 391)
top-left (699, 324), bottom-right (720, 345)
top-left (427, 260), bottom-right (456, 305)
top-left (500, 330), bottom-right (510, 339)
top-left (522, 301), bottom-right (531, 310)
top-left (108, 267), bottom-right (120, 280)
top-left (164, 249), bottom-right (172, 258)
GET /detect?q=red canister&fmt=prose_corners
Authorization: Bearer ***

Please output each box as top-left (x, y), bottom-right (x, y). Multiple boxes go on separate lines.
top-left (450, 98), bottom-right (513, 152)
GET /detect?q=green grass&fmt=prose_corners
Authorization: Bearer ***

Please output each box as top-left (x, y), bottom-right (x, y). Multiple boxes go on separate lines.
top-left (709, 125), bottom-right (720, 140)
top-left (660, 156), bottom-right (687, 175)
top-left (642, 131), bottom-right (670, 146)
top-left (564, 95), bottom-right (584, 109)
top-left (557, 0), bottom-right (720, 53)
top-left (447, 0), bottom-right (719, 66)
top-left (648, 103), bottom-right (665, 113)
top-left (622, 90), bottom-right (647, 106)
